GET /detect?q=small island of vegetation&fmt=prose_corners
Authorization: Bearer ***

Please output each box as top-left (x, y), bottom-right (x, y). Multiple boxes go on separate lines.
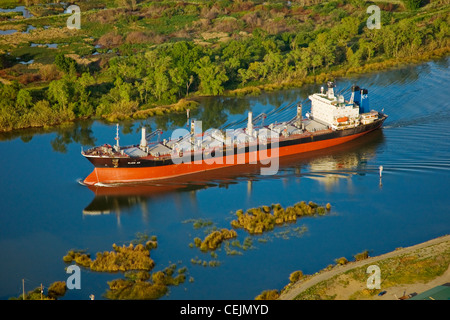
top-left (231, 201), bottom-right (331, 234)
top-left (61, 235), bottom-right (187, 300)
top-left (193, 228), bottom-right (238, 252)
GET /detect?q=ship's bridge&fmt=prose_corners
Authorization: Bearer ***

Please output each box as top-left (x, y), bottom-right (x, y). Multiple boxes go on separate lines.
top-left (309, 82), bottom-right (360, 130)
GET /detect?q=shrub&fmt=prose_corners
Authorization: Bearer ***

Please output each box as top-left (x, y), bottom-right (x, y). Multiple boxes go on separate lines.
top-left (335, 257), bottom-right (349, 265)
top-left (255, 289), bottom-right (280, 300)
top-left (199, 229), bottom-right (237, 251)
top-left (289, 270), bottom-right (304, 283)
top-left (47, 281), bottom-right (67, 299)
top-left (194, 237), bottom-right (202, 247)
top-left (231, 201), bottom-right (331, 234)
top-left (66, 243), bottom-right (155, 272)
top-left (40, 64), bottom-right (61, 82)
top-left (402, 0), bottom-right (423, 10)
top-left (105, 280), bottom-right (168, 300)
top-left (63, 250), bottom-right (91, 267)
top-left (353, 250), bottom-right (369, 261)
top-left (97, 32), bottom-right (124, 48)
top-left (317, 206), bottom-right (326, 215)
top-left (125, 31), bottom-right (153, 44)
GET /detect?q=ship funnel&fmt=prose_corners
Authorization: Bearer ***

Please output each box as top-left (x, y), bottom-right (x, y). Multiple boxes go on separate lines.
top-left (350, 85), bottom-right (361, 105)
top-left (140, 127), bottom-right (147, 149)
top-left (247, 111), bottom-right (253, 136)
top-left (360, 88), bottom-right (369, 113)
top-left (327, 81), bottom-right (335, 99)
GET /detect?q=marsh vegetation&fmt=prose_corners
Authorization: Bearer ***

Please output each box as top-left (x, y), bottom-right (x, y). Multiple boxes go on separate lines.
top-left (62, 234), bottom-right (188, 299)
top-left (231, 201), bottom-right (331, 234)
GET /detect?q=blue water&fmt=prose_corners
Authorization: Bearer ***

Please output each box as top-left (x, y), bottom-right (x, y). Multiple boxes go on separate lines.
top-left (0, 57), bottom-right (449, 300)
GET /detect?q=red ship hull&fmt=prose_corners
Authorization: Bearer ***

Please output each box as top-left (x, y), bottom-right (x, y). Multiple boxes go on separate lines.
top-left (83, 118), bottom-right (384, 186)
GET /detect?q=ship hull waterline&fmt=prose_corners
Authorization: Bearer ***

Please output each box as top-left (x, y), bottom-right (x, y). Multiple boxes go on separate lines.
top-left (83, 117), bottom-right (386, 186)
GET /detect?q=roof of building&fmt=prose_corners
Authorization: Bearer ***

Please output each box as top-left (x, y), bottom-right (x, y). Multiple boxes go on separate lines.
top-left (409, 283), bottom-right (450, 300)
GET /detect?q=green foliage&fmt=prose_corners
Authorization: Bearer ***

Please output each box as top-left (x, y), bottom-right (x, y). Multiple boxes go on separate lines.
top-left (47, 281), bottom-right (67, 299)
top-left (194, 56), bottom-right (229, 96)
top-left (91, 243), bottom-right (155, 272)
top-left (54, 53), bottom-right (77, 74)
top-left (16, 89), bottom-right (32, 109)
top-left (62, 237), bottom-right (188, 300)
top-left (255, 289), bottom-right (280, 300)
top-left (402, 0), bottom-right (423, 10)
top-left (64, 242), bottom-right (156, 272)
top-left (353, 250), bottom-right (369, 261)
top-left (289, 270), bottom-right (304, 283)
top-left (231, 201), bottom-right (330, 234)
top-left (198, 228), bottom-right (237, 251)
top-left (105, 279), bottom-right (168, 300)
top-left (1, 0), bottom-right (448, 132)
top-left (335, 257), bottom-right (349, 265)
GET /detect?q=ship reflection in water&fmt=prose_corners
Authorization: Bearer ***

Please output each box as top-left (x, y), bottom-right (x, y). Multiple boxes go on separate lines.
top-left (82, 129), bottom-right (385, 218)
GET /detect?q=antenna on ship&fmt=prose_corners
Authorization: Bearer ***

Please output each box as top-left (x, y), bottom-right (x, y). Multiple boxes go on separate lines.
top-left (327, 81), bottom-right (336, 99)
top-left (114, 123), bottom-right (120, 151)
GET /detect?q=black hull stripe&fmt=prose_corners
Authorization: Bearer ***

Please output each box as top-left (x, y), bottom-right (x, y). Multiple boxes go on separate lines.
top-left (86, 117), bottom-right (386, 168)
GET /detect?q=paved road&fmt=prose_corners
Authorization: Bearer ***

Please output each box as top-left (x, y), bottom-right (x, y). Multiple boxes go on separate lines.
top-left (279, 234), bottom-right (450, 300)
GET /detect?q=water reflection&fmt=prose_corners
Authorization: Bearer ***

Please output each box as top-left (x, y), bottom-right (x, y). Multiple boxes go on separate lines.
top-left (83, 129), bottom-right (385, 219)
top-left (50, 121), bottom-right (97, 153)
top-left (0, 120), bottom-right (97, 152)
top-left (0, 6), bottom-right (33, 19)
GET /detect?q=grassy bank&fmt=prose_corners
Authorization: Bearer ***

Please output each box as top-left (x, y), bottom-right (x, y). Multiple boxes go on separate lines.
top-left (264, 235), bottom-right (450, 300)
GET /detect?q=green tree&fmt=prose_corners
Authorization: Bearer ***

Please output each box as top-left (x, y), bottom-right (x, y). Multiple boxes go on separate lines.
top-left (54, 53), bottom-right (77, 74)
top-left (138, 51), bottom-right (180, 103)
top-left (159, 41), bottom-right (204, 97)
top-left (310, 32), bottom-right (335, 69)
top-left (311, 54), bottom-right (322, 74)
top-left (0, 81), bottom-right (20, 103)
top-left (48, 78), bottom-right (72, 110)
top-left (194, 56), bottom-right (228, 96)
top-left (403, 0), bottom-right (423, 10)
top-left (16, 89), bottom-right (33, 109)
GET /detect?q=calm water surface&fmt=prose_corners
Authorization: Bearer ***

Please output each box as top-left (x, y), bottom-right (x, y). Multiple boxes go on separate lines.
top-left (0, 58), bottom-right (449, 300)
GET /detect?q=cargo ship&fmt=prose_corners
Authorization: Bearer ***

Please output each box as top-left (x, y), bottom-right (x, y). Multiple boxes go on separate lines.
top-left (81, 82), bottom-right (387, 186)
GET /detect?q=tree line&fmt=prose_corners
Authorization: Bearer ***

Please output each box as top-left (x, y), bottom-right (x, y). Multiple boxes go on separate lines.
top-left (0, 1), bottom-right (448, 132)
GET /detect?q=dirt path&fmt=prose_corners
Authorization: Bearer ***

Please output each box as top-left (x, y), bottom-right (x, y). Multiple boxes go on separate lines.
top-left (279, 234), bottom-right (450, 300)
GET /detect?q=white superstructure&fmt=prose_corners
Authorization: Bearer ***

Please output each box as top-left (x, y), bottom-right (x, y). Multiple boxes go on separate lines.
top-left (309, 82), bottom-right (377, 130)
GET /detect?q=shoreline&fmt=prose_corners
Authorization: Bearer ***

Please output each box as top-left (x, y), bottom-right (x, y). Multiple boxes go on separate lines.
top-left (278, 234), bottom-right (450, 300)
top-left (0, 47), bottom-right (449, 134)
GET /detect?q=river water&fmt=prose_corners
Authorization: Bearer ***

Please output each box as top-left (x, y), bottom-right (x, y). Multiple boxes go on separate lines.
top-left (0, 57), bottom-right (449, 300)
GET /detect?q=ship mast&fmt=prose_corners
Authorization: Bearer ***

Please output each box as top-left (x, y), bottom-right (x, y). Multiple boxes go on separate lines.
top-left (296, 103), bottom-right (302, 128)
top-left (114, 123), bottom-right (120, 151)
